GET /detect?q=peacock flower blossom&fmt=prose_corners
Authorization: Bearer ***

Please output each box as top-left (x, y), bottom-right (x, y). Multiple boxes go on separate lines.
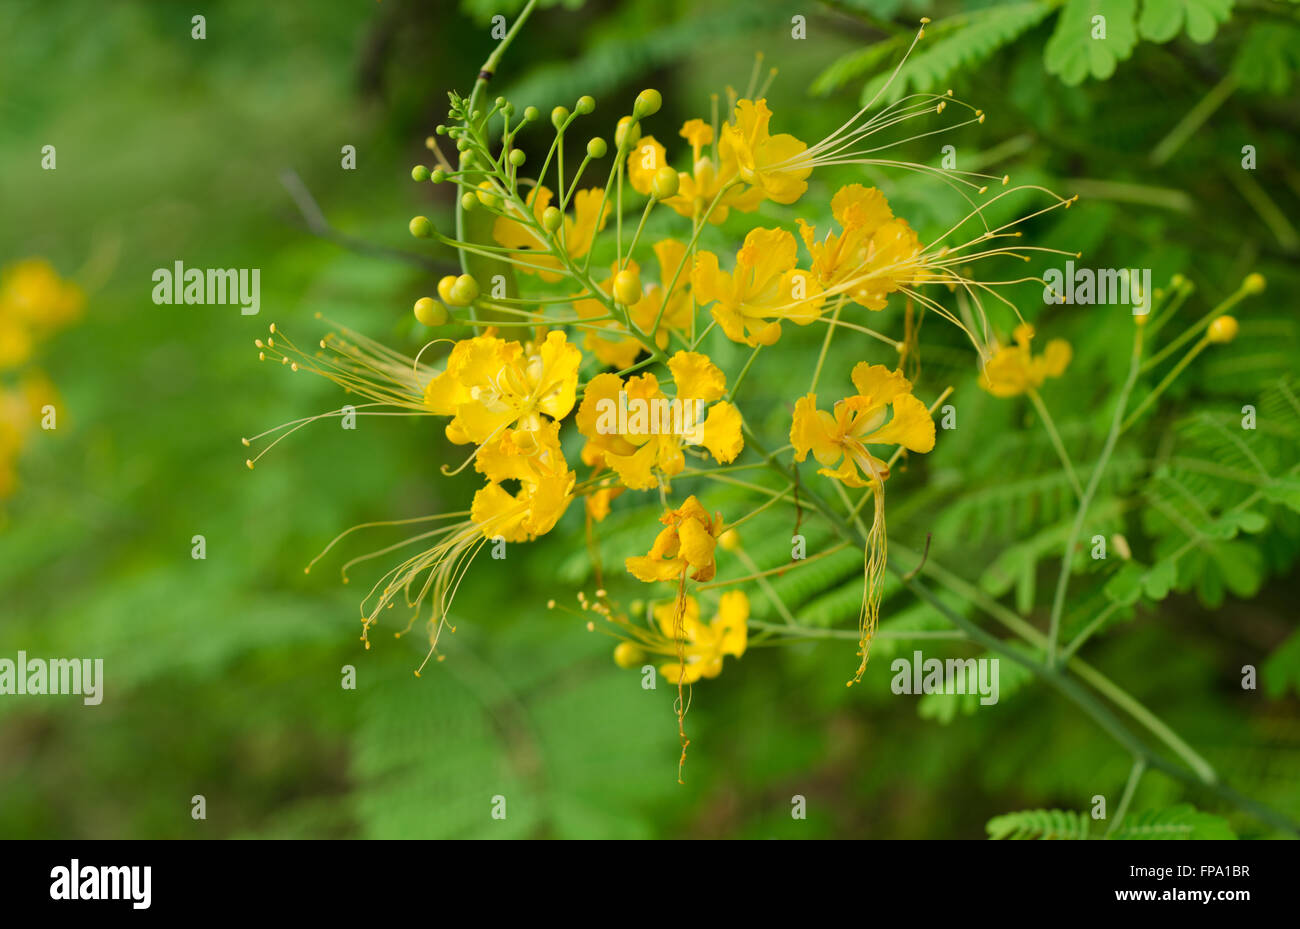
top-left (625, 495), bottom-right (724, 583)
top-left (470, 418), bottom-right (575, 543)
top-left (649, 593), bottom-right (748, 684)
top-left (425, 329), bottom-right (581, 447)
top-left (692, 227), bottom-right (826, 347)
top-left (791, 363), bottom-right (935, 487)
top-left (576, 350), bottom-right (743, 490)
top-left (796, 184), bottom-right (927, 311)
top-left (978, 323), bottom-right (1072, 397)
top-left (492, 185), bottom-right (609, 281)
top-left (719, 98), bottom-right (812, 206)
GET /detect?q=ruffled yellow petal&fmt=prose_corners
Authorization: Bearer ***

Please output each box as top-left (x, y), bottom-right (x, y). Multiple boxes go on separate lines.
top-left (791, 394), bottom-right (842, 466)
top-left (715, 590), bottom-right (749, 658)
top-left (699, 401), bottom-right (743, 464)
top-left (668, 350), bottom-right (727, 403)
top-left (865, 392), bottom-right (935, 453)
top-left (849, 362), bottom-right (912, 406)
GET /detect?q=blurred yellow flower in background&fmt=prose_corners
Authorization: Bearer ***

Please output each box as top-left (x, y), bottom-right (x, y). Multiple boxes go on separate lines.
top-left (978, 323), bottom-right (1071, 397)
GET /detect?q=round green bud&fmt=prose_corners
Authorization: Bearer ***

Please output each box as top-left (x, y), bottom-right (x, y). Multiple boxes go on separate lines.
top-left (455, 137), bottom-right (469, 152)
top-left (523, 106), bottom-right (540, 122)
top-left (494, 96), bottom-right (507, 109)
top-left (1242, 272), bottom-right (1266, 295)
top-left (615, 116), bottom-right (641, 150)
top-left (551, 105), bottom-right (570, 129)
top-left (502, 102), bottom-right (514, 117)
top-left (542, 206), bottom-right (564, 233)
top-left (430, 169), bottom-right (447, 184)
top-left (471, 109), bottom-right (483, 121)
top-left (508, 149), bottom-right (526, 167)
top-left (632, 88), bottom-right (662, 121)
top-left (575, 95), bottom-right (596, 116)
top-left (435, 125), bottom-right (447, 136)
top-left (408, 215), bottom-right (433, 238)
top-left (461, 192), bottom-right (477, 211)
top-left (586, 137), bottom-right (607, 159)
top-left (413, 297), bottom-right (448, 327)
top-left (651, 165), bottom-right (680, 200)
top-left (411, 164), bottom-right (430, 182)
top-left (449, 273), bottom-right (480, 306)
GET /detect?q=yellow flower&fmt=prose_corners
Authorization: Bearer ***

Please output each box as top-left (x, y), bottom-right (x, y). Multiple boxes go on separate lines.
top-left (576, 351), bottom-right (743, 490)
top-left (627, 123), bottom-right (763, 224)
top-left (626, 495), bottom-right (724, 583)
top-left (796, 184), bottom-right (926, 310)
top-left (692, 227), bottom-right (826, 346)
top-left (0, 259), bottom-right (84, 370)
top-left (719, 99), bottom-right (811, 206)
top-left (425, 330), bottom-right (581, 446)
top-left (471, 418), bottom-right (575, 543)
top-left (0, 373), bottom-right (56, 499)
top-left (650, 592), bottom-right (748, 684)
top-left (574, 240), bottom-right (693, 369)
top-left (977, 323), bottom-right (1071, 397)
top-left (492, 185), bottom-right (609, 282)
top-left (791, 363), bottom-right (935, 488)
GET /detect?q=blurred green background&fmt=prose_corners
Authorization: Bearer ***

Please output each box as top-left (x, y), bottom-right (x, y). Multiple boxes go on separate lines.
top-left (2, 0), bottom-right (1298, 839)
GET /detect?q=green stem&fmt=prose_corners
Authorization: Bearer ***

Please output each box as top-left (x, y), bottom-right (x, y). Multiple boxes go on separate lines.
top-left (1029, 388), bottom-right (1083, 501)
top-left (1107, 758), bottom-right (1146, 837)
top-left (1047, 326), bottom-right (1143, 667)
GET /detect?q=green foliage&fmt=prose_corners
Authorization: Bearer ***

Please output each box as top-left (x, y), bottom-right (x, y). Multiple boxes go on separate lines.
top-left (987, 803), bottom-right (1235, 838)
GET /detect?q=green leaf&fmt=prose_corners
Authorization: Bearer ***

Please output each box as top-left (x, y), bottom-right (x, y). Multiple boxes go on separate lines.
top-left (987, 808), bottom-right (1092, 839)
top-left (1044, 0), bottom-right (1140, 85)
top-left (1137, 0), bottom-right (1234, 45)
top-left (1262, 629), bottom-right (1300, 700)
top-left (1109, 804), bottom-right (1237, 839)
top-left (1232, 23), bottom-right (1300, 94)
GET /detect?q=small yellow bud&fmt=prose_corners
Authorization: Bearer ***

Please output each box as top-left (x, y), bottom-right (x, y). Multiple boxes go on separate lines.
top-left (632, 88), bottom-right (662, 120)
top-left (413, 297), bottom-right (448, 327)
top-left (615, 116), bottom-right (641, 150)
top-left (1207, 315), bottom-right (1239, 344)
top-left (551, 105), bottom-right (570, 129)
top-left (408, 215), bottom-right (433, 238)
top-left (718, 528), bottom-right (741, 552)
top-left (575, 95), bottom-right (596, 115)
top-left (613, 268), bottom-right (641, 305)
top-left (475, 180), bottom-right (501, 209)
top-left (586, 137), bottom-right (607, 159)
top-left (1242, 273), bottom-right (1265, 295)
top-left (651, 165), bottom-right (680, 200)
top-left (436, 275), bottom-right (459, 305)
top-left (613, 642), bottom-right (646, 669)
top-left (542, 206), bottom-right (564, 233)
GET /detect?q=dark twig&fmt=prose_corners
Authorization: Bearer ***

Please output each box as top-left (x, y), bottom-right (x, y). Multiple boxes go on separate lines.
top-left (279, 169), bottom-right (455, 274)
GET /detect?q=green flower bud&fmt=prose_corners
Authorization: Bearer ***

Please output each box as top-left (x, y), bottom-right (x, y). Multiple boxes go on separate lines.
top-left (408, 215), bottom-right (433, 238)
top-left (575, 95), bottom-right (596, 115)
top-left (430, 169), bottom-right (447, 184)
top-left (449, 273), bottom-right (480, 306)
top-left (542, 206), bottom-right (564, 233)
top-left (508, 149), bottom-right (526, 167)
top-left (651, 165), bottom-right (680, 200)
top-left (413, 297), bottom-right (449, 327)
top-left (586, 137), bottom-right (607, 159)
top-left (523, 105), bottom-right (540, 122)
top-left (551, 105), bottom-right (570, 129)
top-left (1242, 273), bottom-right (1266, 295)
top-left (615, 116), bottom-right (641, 150)
top-left (632, 88), bottom-right (662, 120)
top-left (494, 96), bottom-right (507, 109)
top-left (411, 164), bottom-right (430, 182)
top-left (461, 192), bottom-right (477, 211)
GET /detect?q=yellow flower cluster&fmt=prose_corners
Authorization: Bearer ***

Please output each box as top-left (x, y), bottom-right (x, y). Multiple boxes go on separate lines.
top-left (0, 259), bottom-right (82, 500)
